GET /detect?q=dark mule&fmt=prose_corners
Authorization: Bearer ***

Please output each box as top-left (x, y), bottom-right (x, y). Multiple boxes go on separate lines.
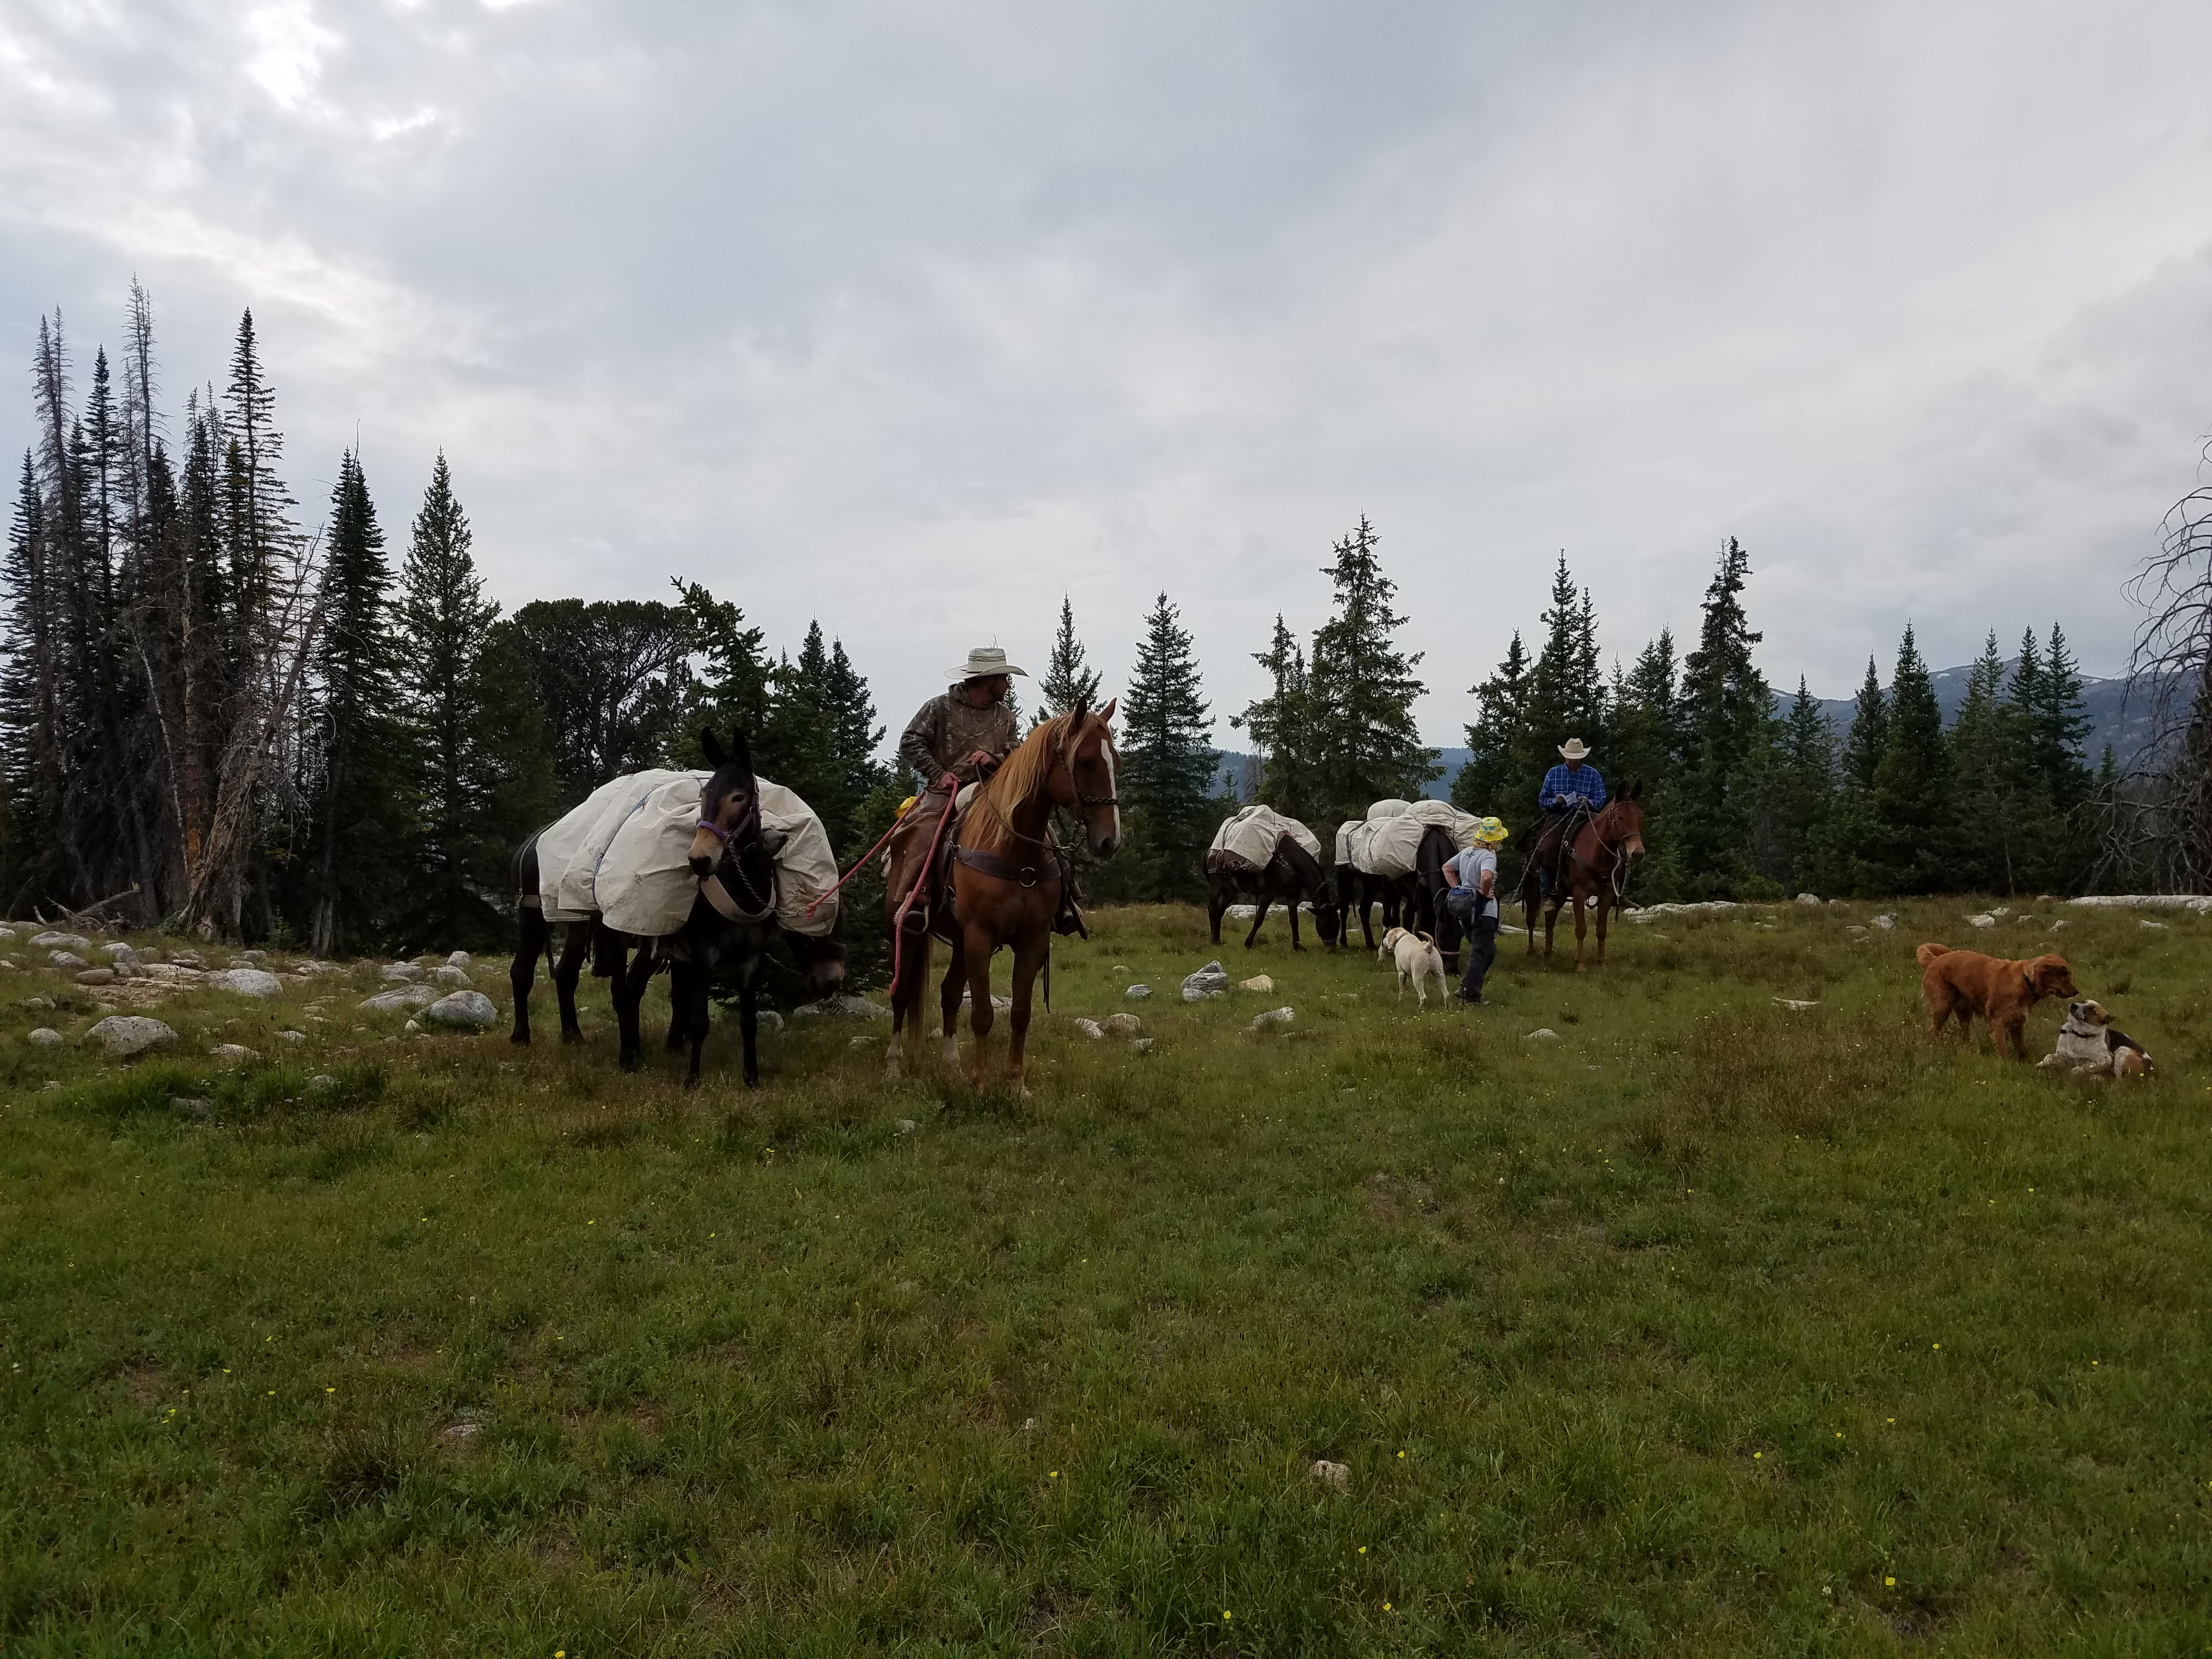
top-left (1334, 823), bottom-right (1403, 952)
top-left (1407, 823), bottom-right (1467, 972)
top-left (887, 698), bottom-right (1120, 1088)
top-left (1207, 836), bottom-right (1341, 951)
top-left (1518, 781), bottom-right (1646, 969)
top-left (509, 728), bottom-right (844, 1086)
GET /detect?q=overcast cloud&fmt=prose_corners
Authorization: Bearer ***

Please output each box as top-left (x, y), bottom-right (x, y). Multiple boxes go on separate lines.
top-left (4, 0), bottom-right (2210, 745)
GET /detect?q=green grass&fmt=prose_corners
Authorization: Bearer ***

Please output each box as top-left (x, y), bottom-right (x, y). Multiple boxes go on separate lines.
top-left (2, 901), bottom-right (2210, 1655)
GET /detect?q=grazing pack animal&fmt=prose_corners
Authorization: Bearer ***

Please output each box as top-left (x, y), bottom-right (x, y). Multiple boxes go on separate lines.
top-left (1916, 942), bottom-right (2077, 1060)
top-left (885, 697), bottom-right (1121, 1088)
top-left (1380, 926), bottom-right (1448, 1007)
top-left (509, 728), bottom-right (845, 1086)
top-left (2039, 998), bottom-right (2154, 1079)
top-left (1206, 807), bottom-right (1341, 951)
top-left (1517, 782), bottom-right (1646, 969)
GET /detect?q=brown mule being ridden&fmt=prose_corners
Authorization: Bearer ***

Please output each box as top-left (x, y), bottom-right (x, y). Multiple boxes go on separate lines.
top-left (1519, 781), bottom-right (1646, 969)
top-left (886, 698), bottom-right (1120, 1087)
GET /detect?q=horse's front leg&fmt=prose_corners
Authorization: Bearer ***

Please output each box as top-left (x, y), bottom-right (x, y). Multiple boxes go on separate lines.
top-left (962, 921), bottom-right (997, 1086)
top-left (612, 941), bottom-right (646, 1071)
top-left (1594, 895), bottom-right (1610, 966)
top-left (552, 923), bottom-right (590, 1042)
top-left (1543, 900), bottom-right (1559, 960)
top-left (509, 904), bottom-right (545, 1044)
top-left (732, 953), bottom-right (761, 1088)
top-left (1288, 899), bottom-right (1304, 952)
top-left (1005, 929), bottom-right (1049, 1094)
top-left (1573, 893), bottom-right (1589, 971)
top-left (1207, 885), bottom-right (1227, 946)
top-left (1244, 895), bottom-right (1271, 949)
top-left (939, 935), bottom-right (968, 1071)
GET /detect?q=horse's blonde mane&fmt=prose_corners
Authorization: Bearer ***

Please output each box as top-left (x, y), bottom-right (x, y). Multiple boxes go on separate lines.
top-left (968, 709), bottom-right (1098, 850)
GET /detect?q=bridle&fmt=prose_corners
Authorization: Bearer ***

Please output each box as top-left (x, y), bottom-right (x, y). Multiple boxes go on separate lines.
top-left (696, 788), bottom-right (774, 923)
top-left (971, 718), bottom-right (1118, 851)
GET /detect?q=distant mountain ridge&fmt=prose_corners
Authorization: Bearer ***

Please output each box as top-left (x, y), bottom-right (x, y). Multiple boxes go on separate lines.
top-left (1212, 662), bottom-right (2158, 806)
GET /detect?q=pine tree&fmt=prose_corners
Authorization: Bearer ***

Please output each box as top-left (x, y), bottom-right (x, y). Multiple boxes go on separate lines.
top-left (303, 450), bottom-right (404, 955)
top-left (1841, 658), bottom-right (1887, 792)
top-left (1115, 592), bottom-right (1215, 901)
top-left (1035, 595), bottom-right (1102, 721)
top-left (1770, 676), bottom-right (1837, 891)
top-left (757, 625), bottom-right (846, 844)
top-left (222, 309), bottom-right (296, 632)
top-left (1866, 624), bottom-right (1953, 894)
top-left (822, 635), bottom-right (887, 849)
top-left (1516, 554), bottom-right (1607, 801)
top-left (1673, 538), bottom-right (1773, 896)
top-left (1306, 516), bottom-right (1435, 817)
top-left (1, 451), bottom-right (66, 908)
top-left (2011, 623), bottom-right (2094, 890)
top-left (669, 579), bottom-right (770, 766)
top-left (1948, 630), bottom-right (2029, 894)
top-left (393, 453), bottom-right (539, 945)
top-left (1235, 613), bottom-right (1322, 820)
top-left (1453, 631), bottom-right (1531, 818)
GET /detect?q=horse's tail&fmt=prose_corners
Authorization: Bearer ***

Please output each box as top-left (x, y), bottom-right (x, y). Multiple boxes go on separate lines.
top-left (1915, 943), bottom-right (1950, 968)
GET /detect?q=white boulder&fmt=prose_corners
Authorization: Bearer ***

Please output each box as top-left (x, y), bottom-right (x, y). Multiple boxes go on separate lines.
top-left (84, 1015), bottom-right (177, 1059)
top-left (359, 984), bottom-right (440, 1014)
top-left (421, 990), bottom-right (498, 1030)
top-left (206, 968), bottom-right (284, 998)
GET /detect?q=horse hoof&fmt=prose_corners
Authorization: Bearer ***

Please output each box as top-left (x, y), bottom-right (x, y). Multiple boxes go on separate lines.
top-left (509, 1031), bottom-right (529, 1046)
top-left (560, 1029), bottom-right (583, 1045)
top-left (683, 1075), bottom-right (701, 1091)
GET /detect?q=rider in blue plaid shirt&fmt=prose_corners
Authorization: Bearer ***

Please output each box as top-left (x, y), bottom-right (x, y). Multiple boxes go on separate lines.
top-left (1533, 737), bottom-right (1605, 895)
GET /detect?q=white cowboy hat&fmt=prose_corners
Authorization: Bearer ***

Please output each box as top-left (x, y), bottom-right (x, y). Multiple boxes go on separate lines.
top-left (945, 645), bottom-right (1028, 682)
top-left (1558, 737), bottom-right (1592, 760)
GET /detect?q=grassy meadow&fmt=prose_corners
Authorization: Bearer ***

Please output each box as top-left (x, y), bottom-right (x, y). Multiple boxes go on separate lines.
top-left (2, 898), bottom-right (2209, 1656)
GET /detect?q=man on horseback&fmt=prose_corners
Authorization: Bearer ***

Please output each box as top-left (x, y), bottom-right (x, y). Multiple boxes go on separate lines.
top-left (889, 645), bottom-right (1086, 938)
top-left (1529, 737), bottom-right (1606, 898)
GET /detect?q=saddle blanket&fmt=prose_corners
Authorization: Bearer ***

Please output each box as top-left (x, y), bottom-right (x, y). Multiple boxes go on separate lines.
top-left (1208, 805), bottom-right (1323, 872)
top-left (537, 769), bottom-right (840, 938)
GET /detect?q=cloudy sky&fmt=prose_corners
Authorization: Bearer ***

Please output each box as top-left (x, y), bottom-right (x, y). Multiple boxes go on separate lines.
top-left (5, 0), bottom-right (2210, 746)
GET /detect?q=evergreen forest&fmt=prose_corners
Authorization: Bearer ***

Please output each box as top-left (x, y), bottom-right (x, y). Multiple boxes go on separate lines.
top-left (3, 292), bottom-right (2195, 956)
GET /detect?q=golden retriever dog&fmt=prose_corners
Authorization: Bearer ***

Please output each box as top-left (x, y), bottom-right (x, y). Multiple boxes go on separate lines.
top-left (2038, 998), bottom-right (2155, 1079)
top-left (1380, 926), bottom-right (1448, 1007)
top-left (1917, 943), bottom-right (2077, 1059)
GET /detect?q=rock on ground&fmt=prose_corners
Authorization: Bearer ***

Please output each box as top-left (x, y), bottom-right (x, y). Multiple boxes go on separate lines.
top-left (359, 984), bottom-right (440, 1014)
top-left (1103, 1013), bottom-right (1144, 1037)
top-left (794, 995), bottom-right (891, 1019)
top-left (1124, 984), bottom-right (1152, 1000)
top-left (85, 1015), bottom-right (177, 1059)
top-left (206, 968), bottom-right (284, 998)
top-left (1872, 913), bottom-right (1898, 930)
top-left (446, 950), bottom-right (471, 968)
top-left (1130, 1037), bottom-right (1154, 1053)
top-left (1074, 1018), bottom-right (1104, 1040)
top-left (31, 932), bottom-right (90, 950)
top-left (1795, 891), bottom-right (1822, 906)
top-left (1249, 1006), bottom-right (1295, 1031)
top-left (210, 1043), bottom-right (259, 1062)
top-left (27, 1028), bottom-right (60, 1046)
top-left (1181, 960), bottom-right (1231, 1002)
top-left (1525, 1028), bottom-right (1560, 1041)
top-left (1239, 974), bottom-right (1274, 992)
top-left (1966, 913), bottom-right (1997, 929)
top-left (380, 961), bottom-right (426, 983)
top-left (1310, 1459), bottom-right (1350, 1492)
top-left (421, 990), bottom-right (498, 1030)
top-left (75, 968), bottom-right (116, 986)
top-left (433, 965), bottom-right (473, 988)
top-left (49, 951), bottom-right (87, 968)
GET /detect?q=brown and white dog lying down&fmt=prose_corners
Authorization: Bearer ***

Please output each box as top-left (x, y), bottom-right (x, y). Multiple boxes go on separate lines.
top-left (1917, 943), bottom-right (2078, 1059)
top-left (2039, 999), bottom-right (2155, 1079)
top-left (1379, 926), bottom-right (1448, 1007)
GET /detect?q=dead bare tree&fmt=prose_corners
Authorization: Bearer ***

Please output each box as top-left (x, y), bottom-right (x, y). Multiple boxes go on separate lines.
top-left (179, 527), bottom-right (328, 937)
top-left (2114, 439), bottom-right (2212, 891)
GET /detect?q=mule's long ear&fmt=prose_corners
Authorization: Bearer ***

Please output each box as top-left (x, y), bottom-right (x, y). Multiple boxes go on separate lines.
top-left (726, 725), bottom-right (757, 779)
top-left (700, 727), bottom-right (725, 767)
top-left (1628, 777), bottom-right (1644, 802)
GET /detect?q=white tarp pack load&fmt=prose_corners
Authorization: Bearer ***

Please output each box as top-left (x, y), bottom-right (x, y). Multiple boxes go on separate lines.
top-left (1350, 798), bottom-right (1483, 879)
top-left (1208, 804), bottom-right (1324, 871)
top-left (537, 770), bottom-right (840, 938)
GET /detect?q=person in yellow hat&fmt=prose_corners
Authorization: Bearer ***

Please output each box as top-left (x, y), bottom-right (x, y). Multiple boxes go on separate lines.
top-left (1443, 816), bottom-right (1509, 1005)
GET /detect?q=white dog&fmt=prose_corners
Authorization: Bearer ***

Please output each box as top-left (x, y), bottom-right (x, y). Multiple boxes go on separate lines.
top-left (1380, 926), bottom-right (1448, 1007)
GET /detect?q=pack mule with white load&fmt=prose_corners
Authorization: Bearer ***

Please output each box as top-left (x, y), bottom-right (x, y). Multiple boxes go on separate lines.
top-left (508, 727), bottom-right (846, 1086)
top-left (1347, 798), bottom-right (1487, 971)
top-left (1204, 805), bottom-right (1341, 950)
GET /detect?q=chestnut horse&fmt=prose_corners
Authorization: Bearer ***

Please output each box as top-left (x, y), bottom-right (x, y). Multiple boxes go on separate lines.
top-left (888, 698), bottom-right (1120, 1087)
top-left (1518, 781), bottom-right (1646, 969)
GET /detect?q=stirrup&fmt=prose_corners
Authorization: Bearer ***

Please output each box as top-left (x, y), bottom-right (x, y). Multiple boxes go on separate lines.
top-left (1054, 900), bottom-right (1088, 939)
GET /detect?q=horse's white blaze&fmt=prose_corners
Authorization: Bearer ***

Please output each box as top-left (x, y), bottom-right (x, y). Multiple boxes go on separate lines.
top-left (1103, 744), bottom-right (1120, 847)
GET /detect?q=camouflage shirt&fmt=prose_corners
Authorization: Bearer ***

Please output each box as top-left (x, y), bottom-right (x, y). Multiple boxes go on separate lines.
top-left (898, 692), bottom-right (1018, 785)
